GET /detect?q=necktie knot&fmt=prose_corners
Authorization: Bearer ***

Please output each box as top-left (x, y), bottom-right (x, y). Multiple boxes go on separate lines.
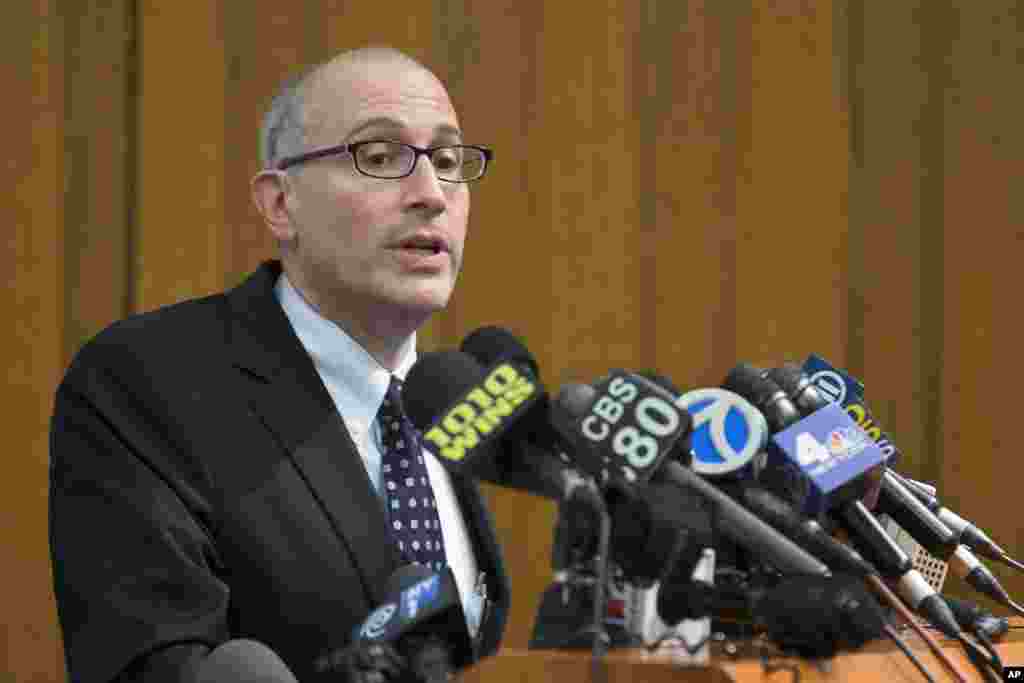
top-left (378, 377), bottom-right (409, 450)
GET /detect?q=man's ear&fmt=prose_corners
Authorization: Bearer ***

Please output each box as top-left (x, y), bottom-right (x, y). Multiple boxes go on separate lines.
top-left (251, 170), bottom-right (297, 242)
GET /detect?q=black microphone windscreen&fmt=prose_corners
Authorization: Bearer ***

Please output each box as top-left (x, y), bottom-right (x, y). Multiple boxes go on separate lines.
top-left (460, 326), bottom-right (540, 377)
top-left (401, 633), bottom-right (455, 683)
top-left (403, 350), bottom-right (485, 430)
top-left (722, 363), bottom-right (774, 407)
top-left (554, 383), bottom-right (596, 419)
top-left (638, 371), bottom-right (683, 398)
top-left (359, 567), bottom-right (474, 671)
top-left (607, 482), bottom-right (695, 585)
top-left (753, 574), bottom-right (886, 658)
top-left (195, 640), bottom-right (299, 683)
top-left (765, 362), bottom-right (807, 389)
top-left (652, 488), bottom-right (715, 625)
top-left (766, 363), bottom-right (829, 415)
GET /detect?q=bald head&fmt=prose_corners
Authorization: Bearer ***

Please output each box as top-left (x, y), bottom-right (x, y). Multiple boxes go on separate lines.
top-left (258, 47), bottom-right (445, 170)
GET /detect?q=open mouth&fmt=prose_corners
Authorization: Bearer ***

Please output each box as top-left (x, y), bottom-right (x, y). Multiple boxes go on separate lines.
top-left (396, 234), bottom-right (447, 256)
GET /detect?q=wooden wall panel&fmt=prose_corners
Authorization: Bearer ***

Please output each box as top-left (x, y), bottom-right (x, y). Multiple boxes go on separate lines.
top-left (941, 0), bottom-right (1024, 604)
top-left (735, 1), bottom-right (849, 367)
top-left (62, 0), bottom-right (133, 360)
top-left (529, 1), bottom-right (649, 389)
top-left (647, 0), bottom-right (743, 387)
top-left (135, 1), bottom-right (228, 311)
top-left (2, 2), bottom-right (65, 681)
top-left (853, 2), bottom-right (932, 482)
top-left (221, 1), bottom-right (326, 290)
top-left (14, 1), bottom-right (1024, 681)
top-left (431, 1), bottom-right (543, 351)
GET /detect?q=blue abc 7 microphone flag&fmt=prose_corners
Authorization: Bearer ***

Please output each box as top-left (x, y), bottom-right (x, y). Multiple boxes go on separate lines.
top-left (675, 388), bottom-right (769, 479)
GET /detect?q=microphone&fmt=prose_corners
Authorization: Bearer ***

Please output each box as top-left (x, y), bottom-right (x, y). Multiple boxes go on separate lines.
top-left (552, 370), bottom-right (692, 487)
top-left (873, 470), bottom-right (1021, 610)
top-left (555, 379), bottom-right (717, 654)
top-left (195, 640), bottom-right (299, 683)
top-left (900, 476), bottom-right (937, 497)
top-left (554, 382), bottom-right (831, 577)
top-left (875, 470), bottom-right (959, 559)
top-left (605, 480), bottom-right (709, 587)
top-left (660, 373), bottom-right (949, 679)
top-left (752, 573), bottom-right (888, 659)
top-left (895, 472), bottom-right (1020, 569)
top-left (348, 565), bottom-right (473, 683)
top-left (944, 596), bottom-right (1011, 641)
top-left (765, 362), bottom-right (886, 509)
top-left (459, 329), bottom-right (701, 584)
top-left (403, 349), bottom-right (573, 500)
top-left (637, 371), bottom-right (695, 467)
top-left (458, 332), bottom-right (706, 649)
top-left (835, 500), bottom-right (959, 637)
top-left (458, 326), bottom-right (574, 469)
top-left (671, 382), bottom-right (875, 577)
top-left (800, 355), bottom-right (900, 463)
top-left (790, 357), bottom-right (1024, 606)
top-left (674, 386), bottom-right (769, 480)
top-left (724, 364), bottom-right (888, 517)
top-left (651, 548), bottom-right (717, 630)
top-left (725, 364), bottom-right (963, 638)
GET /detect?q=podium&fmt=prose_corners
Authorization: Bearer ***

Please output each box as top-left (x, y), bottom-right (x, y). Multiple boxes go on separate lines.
top-left (459, 618), bottom-right (1024, 682)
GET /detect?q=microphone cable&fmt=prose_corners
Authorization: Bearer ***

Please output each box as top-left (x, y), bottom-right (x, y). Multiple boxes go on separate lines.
top-left (954, 631), bottom-right (1002, 683)
top-left (860, 550), bottom-right (969, 682)
top-left (881, 622), bottom-right (935, 683)
top-left (974, 630), bottom-right (1005, 678)
top-left (997, 553), bottom-right (1024, 573)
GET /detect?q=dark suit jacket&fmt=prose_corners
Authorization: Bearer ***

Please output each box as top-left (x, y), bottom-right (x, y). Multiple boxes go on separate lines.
top-left (49, 260), bottom-right (510, 683)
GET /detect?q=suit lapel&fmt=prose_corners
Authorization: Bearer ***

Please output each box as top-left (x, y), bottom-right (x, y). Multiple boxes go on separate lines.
top-left (225, 261), bottom-right (401, 606)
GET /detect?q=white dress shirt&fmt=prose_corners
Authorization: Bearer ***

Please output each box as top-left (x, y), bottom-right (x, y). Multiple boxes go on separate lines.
top-left (274, 273), bottom-right (484, 637)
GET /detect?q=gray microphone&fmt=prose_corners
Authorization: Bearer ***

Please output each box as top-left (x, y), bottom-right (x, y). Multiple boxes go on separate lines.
top-left (194, 640), bottom-right (299, 683)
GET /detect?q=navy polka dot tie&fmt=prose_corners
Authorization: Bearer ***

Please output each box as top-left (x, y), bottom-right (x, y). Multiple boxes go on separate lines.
top-left (379, 376), bottom-right (446, 570)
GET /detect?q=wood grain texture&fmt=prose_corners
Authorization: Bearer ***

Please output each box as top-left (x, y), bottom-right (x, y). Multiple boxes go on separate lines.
top-left (853, 2), bottom-right (931, 480)
top-left (221, 1), bottom-right (325, 290)
top-left (61, 0), bottom-right (134, 360)
top-left (12, 1), bottom-right (1024, 680)
top-left (735, 0), bottom-right (849, 367)
top-left (3, 1), bottom-right (65, 680)
top-left (135, 1), bottom-right (228, 311)
top-left (939, 0), bottom-right (1024, 607)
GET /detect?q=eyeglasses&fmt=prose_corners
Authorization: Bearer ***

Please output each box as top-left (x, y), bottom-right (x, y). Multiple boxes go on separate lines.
top-left (275, 140), bottom-right (493, 182)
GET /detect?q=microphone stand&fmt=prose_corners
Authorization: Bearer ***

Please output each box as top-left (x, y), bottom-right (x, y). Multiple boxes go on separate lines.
top-left (531, 469), bottom-right (611, 653)
top-left (589, 490), bottom-right (611, 660)
top-left (562, 471), bottom-right (611, 657)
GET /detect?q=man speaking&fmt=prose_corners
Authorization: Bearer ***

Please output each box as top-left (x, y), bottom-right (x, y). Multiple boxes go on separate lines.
top-left (49, 46), bottom-right (508, 682)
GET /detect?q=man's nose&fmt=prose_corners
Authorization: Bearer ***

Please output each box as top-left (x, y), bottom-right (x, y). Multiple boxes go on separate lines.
top-left (403, 155), bottom-right (448, 215)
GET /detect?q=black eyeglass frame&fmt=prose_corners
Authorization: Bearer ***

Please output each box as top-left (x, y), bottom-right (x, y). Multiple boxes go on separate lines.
top-left (274, 140), bottom-right (494, 182)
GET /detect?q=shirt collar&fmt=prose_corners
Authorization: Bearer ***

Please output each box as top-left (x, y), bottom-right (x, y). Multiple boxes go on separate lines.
top-left (274, 272), bottom-right (417, 424)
